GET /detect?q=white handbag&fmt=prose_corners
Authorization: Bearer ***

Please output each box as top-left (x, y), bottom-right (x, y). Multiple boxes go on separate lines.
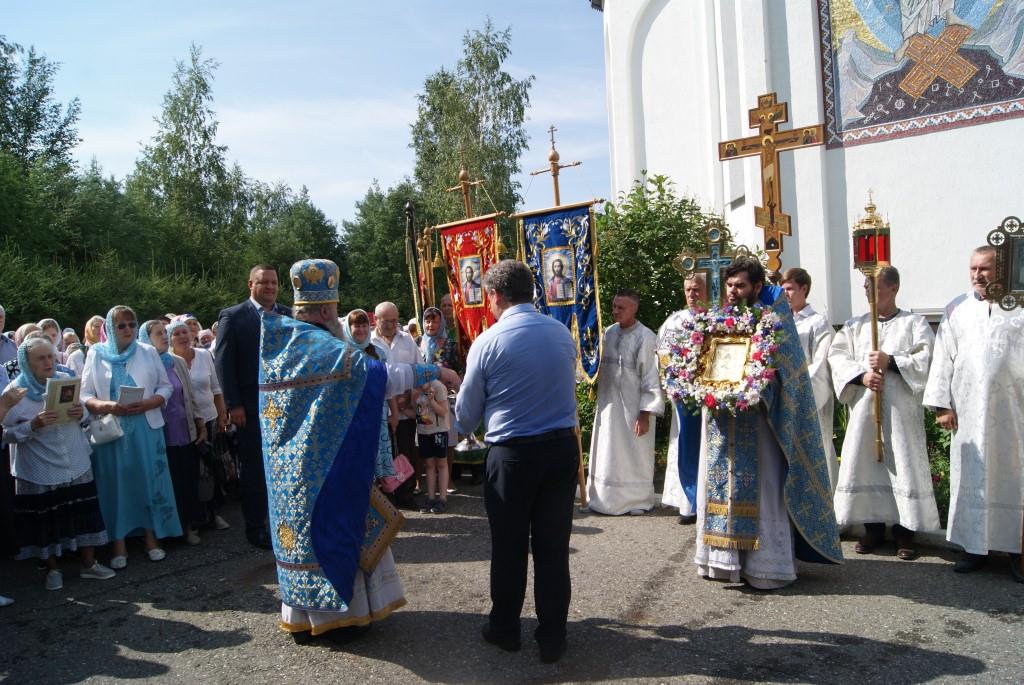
top-left (87, 413), bottom-right (124, 446)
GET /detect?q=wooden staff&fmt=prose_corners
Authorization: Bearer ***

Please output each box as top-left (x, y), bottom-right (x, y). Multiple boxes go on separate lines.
top-left (866, 271), bottom-right (884, 462)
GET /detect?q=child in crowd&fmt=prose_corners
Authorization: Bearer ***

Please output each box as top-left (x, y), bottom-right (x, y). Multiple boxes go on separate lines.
top-left (413, 377), bottom-right (450, 513)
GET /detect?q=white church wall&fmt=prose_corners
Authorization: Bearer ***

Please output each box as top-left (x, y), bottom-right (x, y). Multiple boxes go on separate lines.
top-left (602, 0), bottom-right (1024, 323)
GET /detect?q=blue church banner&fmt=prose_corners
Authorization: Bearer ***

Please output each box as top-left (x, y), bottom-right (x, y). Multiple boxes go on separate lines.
top-left (516, 201), bottom-right (602, 382)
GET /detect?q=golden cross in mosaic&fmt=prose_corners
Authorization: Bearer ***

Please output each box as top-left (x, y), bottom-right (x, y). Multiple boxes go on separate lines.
top-left (898, 25), bottom-right (978, 99)
top-left (718, 92), bottom-right (824, 272)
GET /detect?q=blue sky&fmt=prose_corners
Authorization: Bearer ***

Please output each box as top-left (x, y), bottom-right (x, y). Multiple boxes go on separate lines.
top-left (5, 1), bottom-right (609, 226)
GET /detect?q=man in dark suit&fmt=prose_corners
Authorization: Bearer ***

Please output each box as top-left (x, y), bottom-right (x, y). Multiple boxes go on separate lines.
top-left (215, 264), bottom-right (291, 549)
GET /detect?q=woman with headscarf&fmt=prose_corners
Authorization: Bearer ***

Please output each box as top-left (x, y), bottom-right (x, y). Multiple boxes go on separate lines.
top-left (179, 314), bottom-right (203, 348)
top-left (341, 309), bottom-right (398, 484)
top-left (37, 319), bottom-right (64, 361)
top-left (139, 319), bottom-right (208, 545)
top-left (67, 316), bottom-right (104, 376)
top-left (2, 336), bottom-right (115, 590)
top-left (81, 306), bottom-right (180, 567)
top-left (3, 324), bottom-right (41, 381)
top-left (166, 315), bottom-right (229, 530)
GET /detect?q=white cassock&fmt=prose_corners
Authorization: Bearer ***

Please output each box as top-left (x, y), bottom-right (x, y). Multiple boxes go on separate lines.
top-left (793, 304), bottom-right (839, 491)
top-left (829, 311), bottom-right (940, 532)
top-left (923, 294), bottom-right (1024, 555)
top-left (586, 321), bottom-right (665, 514)
top-left (658, 309), bottom-right (691, 513)
top-left (281, 549), bottom-right (406, 634)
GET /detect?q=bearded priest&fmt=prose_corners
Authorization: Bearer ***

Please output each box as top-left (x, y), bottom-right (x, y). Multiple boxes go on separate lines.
top-left (694, 257), bottom-right (842, 589)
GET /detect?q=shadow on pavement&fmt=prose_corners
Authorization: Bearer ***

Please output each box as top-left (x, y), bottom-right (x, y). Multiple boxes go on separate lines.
top-left (304, 611), bottom-right (986, 684)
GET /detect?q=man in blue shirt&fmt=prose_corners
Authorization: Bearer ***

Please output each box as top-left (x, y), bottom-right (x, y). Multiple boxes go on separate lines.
top-left (455, 260), bottom-right (578, 664)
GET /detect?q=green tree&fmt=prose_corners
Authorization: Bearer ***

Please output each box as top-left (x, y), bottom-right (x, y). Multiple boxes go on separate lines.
top-left (0, 35), bottom-right (81, 170)
top-left (410, 19), bottom-right (533, 239)
top-left (127, 43), bottom-right (230, 273)
top-left (340, 180), bottom-right (423, 317)
top-left (596, 173), bottom-right (710, 329)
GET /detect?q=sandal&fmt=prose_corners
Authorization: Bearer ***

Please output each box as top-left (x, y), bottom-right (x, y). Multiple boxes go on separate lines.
top-left (896, 548), bottom-right (918, 561)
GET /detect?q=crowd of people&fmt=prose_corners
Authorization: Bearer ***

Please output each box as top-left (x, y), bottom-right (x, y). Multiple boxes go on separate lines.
top-left (0, 245), bottom-right (1021, 666)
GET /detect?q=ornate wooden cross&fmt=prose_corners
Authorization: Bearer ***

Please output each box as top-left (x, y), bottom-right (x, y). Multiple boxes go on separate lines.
top-left (899, 25), bottom-right (977, 99)
top-left (530, 125), bottom-right (581, 206)
top-left (718, 92), bottom-right (824, 272)
top-left (673, 218), bottom-right (747, 306)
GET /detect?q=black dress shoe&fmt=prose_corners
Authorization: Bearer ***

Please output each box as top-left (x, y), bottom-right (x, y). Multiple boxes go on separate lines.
top-left (325, 624), bottom-right (371, 645)
top-left (677, 514), bottom-right (697, 525)
top-left (481, 624), bottom-right (521, 652)
top-left (1010, 554), bottom-right (1023, 583)
top-left (953, 552), bottom-right (989, 573)
top-left (246, 529), bottom-right (273, 550)
top-left (538, 639), bottom-right (567, 664)
top-left (290, 630), bottom-right (314, 645)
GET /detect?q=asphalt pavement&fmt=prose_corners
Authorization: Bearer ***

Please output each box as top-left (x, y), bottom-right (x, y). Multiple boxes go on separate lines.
top-left (2, 480), bottom-right (1022, 684)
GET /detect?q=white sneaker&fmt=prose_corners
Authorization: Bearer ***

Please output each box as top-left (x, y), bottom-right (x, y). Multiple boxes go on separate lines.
top-left (109, 555), bottom-right (127, 570)
top-left (186, 530), bottom-right (201, 545)
top-left (0, 594), bottom-right (14, 607)
top-left (80, 562), bottom-right (116, 580)
top-left (213, 515), bottom-right (231, 530)
top-left (147, 548), bottom-right (166, 562)
top-left (45, 569), bottom-right (63, 591)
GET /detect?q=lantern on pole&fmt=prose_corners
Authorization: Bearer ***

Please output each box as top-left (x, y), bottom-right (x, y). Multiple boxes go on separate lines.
top-left (851, 193), bottom-right (891, 462)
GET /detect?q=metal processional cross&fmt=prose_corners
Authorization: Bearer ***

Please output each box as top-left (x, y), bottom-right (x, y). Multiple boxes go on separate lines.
top-left (530, 125), bottom-right (581, 207)
top-left (718, 92), bottom-right (824, 272)
top-left (673, 218), bottom-right (748, 306)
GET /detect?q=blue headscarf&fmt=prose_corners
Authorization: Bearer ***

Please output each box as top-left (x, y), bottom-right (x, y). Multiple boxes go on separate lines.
top-left (339, 309), bottom-right (371, 351)
top-left (92, 306), bottom-right (140, 401)
top-left (15, 338), bottom-right (67, 401)
top-left (420, 307), bottom-right (447, 366)
top-left (93, 306), bottom-right (139, 364)
top-left (139, 320), bottom-right (174, 369)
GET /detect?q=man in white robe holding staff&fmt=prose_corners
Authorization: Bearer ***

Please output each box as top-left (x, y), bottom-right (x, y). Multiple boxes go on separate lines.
top-left (829, 266), bottom-right (940, 560)
top-left (923, 246), bottom-right (1024, 581)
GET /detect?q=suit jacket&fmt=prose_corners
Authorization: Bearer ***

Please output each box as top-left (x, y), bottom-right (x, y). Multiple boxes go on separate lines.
top-left (80, 342), bottom-right (172, 430)
top-left (215, 299), bottom-right (291, 416)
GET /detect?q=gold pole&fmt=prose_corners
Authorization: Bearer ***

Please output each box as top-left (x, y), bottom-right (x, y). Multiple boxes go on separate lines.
top-left (867, 271), bottom-right (884, 462)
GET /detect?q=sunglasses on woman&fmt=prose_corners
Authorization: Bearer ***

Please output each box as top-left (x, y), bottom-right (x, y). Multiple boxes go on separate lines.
top-left (116, 321), bottom-right (138, 330)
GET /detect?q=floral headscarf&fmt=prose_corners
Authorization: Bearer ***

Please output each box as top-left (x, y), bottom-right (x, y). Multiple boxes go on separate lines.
top-left (420, 307), bottom-right (448, 365)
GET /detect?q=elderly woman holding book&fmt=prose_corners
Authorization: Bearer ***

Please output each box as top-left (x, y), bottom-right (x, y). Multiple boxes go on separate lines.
top-left (81, 306), bottom-right (180, 568)
top-left (2, 336), bottom-right (115, 590)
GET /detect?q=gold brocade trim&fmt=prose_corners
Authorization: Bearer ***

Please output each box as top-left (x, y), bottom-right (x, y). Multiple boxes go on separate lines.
top-left (703, 533), bottom-right (759, 551)
top-left (276, 559), bottom-right (320, 571)
top-left (706, 502), bottom-right (759, 518)
top-left (259, 368), bottom-right (351, 392)
top-left (278, 597), bottom-right (409, 635)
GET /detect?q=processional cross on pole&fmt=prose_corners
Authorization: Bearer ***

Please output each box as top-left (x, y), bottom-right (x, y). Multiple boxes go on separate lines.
top-left (530, 125), bottom-right (581, 207)
top-left (673, 218), bottom-right (750, 306)
top-left (718, 92), bottom-right (824, 272)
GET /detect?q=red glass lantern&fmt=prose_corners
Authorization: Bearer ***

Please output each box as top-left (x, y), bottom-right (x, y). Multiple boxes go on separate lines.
top-left (852, 197), bottom-right (891, 271)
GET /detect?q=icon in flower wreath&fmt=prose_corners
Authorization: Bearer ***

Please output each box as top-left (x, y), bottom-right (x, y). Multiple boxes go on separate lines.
top-left (658, 304), bottom-right (784, 415)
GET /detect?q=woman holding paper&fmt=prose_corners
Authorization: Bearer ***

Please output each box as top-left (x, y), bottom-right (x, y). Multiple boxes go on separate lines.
top-left (2, 336), bottom-right (115, 590)
top-left (81, 305), bottom-right (180, 568)
top-left (140, 318), bottom-right (208, 545)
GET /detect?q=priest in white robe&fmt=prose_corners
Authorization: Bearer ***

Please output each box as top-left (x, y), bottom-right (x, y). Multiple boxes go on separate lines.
top-left (585, 289), bottom-right (664, 515)
top-left (829, 266), bottom-right (940, 560)
top-left (923, 246), bottom-right (1024, 581)
top-left (658, 274), bottom-right (706, 523)
top-left (781, 268), bottom-right (839, 491)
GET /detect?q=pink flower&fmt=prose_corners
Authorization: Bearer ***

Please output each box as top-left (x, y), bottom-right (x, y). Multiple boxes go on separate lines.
top-left (725, 317), bottom-right (735, 328)
top-left (751, 350), bottom-right (763, 362)
top-left (704, 394), bottom-right (717, 409)
top-left (762, 369), bottom-right (776, 380)
top-left (691, 332), bottom-right (704, 344)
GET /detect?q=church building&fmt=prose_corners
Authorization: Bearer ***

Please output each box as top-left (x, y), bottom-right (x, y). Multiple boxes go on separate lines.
top-left (595, 0), bottom-right (1024, 321)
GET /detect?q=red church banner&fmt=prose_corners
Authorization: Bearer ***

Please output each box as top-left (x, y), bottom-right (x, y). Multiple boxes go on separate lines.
top-left (439, 214), bottom-right (500, 344)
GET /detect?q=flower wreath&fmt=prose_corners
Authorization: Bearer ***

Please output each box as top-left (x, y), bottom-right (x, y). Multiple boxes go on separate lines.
top-left (659, 304), bottom-right (783, 415)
